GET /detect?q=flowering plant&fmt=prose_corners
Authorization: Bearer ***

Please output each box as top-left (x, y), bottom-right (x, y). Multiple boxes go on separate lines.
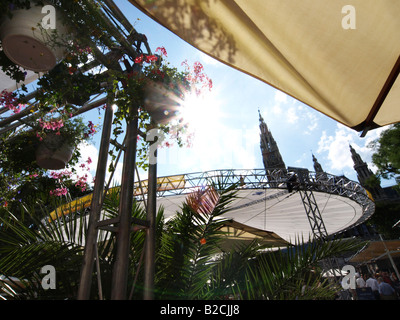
top-left (0, 0), bottom-right (111, 84)
top-left (112, 46), bottom-right (212, 170)
top-left (35, 110), bottom-right (97, 149)
top-left (36, 46), bottom-right (104, 107)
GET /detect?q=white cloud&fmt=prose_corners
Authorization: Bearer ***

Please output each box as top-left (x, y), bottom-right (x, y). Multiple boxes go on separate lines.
top-left (287, 107), bottom-right (299, 124)
top-left (317, 126), bottom-right (356, 171)
top-left (274, 90), bottom-right (288, 104)
top-left (316, 123), bottom-right (387, 175)
top-left (270, 91), bottom-right (287, 116)
top-left (174, 124), bottom-right (259, 171)
top-left (267, 91), bottom-right (320, 134)
top-left (198, 51), bottom-right (221, 66)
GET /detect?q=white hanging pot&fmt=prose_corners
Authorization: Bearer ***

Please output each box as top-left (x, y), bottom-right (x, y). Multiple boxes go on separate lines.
top-left (0, 2), bottom-right (68, 72)
top-left (35, 133), bottom-right (74, 170)
top-left (144, 81), bottom-right (180, 125)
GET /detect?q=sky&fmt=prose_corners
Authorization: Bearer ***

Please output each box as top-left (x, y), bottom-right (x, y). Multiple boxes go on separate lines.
top-left (77, 0), bottom-right (393, 189)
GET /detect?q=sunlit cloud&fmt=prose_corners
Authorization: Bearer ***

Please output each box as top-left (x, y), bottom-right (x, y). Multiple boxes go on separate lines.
top-left (316, 123), bottom-right (387, 175)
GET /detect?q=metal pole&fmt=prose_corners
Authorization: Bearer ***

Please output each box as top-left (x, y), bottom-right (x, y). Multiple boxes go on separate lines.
top-left (379, 234), bottom-right (400, 281)
top-left (111, 105), bottom-right (139, 300)
top-left (77, 100), bottom-right (114, 300)
top-left (144, 148), bottom-right (157, 300)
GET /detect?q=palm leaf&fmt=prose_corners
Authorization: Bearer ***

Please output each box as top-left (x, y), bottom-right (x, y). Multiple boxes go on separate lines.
top-left (233, 237), bottom-right (365, 300)
top-left (155, 182), bottom-right (238, 299)
top-left (0, 202), bottom-right (87, 299)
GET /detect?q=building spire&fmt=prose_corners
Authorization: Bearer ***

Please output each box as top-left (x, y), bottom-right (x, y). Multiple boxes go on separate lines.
top-left (312, 153), bottom-right (324, 173)
top-left (349, 144), bottom-right (385, 200)
top-left (259, 110), bottom-right (286, 172)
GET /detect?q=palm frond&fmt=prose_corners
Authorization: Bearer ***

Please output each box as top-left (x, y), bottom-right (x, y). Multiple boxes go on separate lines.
top-left (233, 237), bottom-right (365, 300)
top-left (0, 203), bottom-right (86, 299)
top-left (155, 182), bottom-right (238, 299)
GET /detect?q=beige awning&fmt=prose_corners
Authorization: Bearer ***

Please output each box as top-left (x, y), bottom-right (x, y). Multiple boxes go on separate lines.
top-left (128, 0), bottom-right (400, 136)
top-left (349, 240), bottom-right (400, 263)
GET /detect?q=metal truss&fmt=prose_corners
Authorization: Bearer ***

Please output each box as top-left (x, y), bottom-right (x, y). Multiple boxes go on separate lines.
top-left (298, 188), bottom-right (328, 241)
top-left (143, 167), bottom-right (375, 236)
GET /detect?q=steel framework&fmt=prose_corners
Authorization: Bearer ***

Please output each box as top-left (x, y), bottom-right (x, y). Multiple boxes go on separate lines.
top-left (146, 168), bottom-right (375, 234)
top-left (139, 167), bottom-right (375, 239)
top-left (0, 0), bottom-right (155, 300)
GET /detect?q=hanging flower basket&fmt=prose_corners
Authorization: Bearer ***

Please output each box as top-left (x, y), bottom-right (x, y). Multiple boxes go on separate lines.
top-left (0, 2), bottom-right (68, 72)
top-left (144, 81), bottom-right (181, 125)
top-left (35, 133), bottom-right (74, 170)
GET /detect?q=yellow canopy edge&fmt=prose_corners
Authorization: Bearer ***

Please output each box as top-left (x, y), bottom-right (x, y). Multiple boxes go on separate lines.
top-left (128, 0), bottom-right (400, 134)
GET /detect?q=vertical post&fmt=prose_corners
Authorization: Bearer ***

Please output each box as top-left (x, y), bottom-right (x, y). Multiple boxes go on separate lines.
top-left (144, 149), bottom-right (157, 300)
top-left (77, 99), bottom-right (114, 300)
top-left (111, 105), bottom-right (139, 300)
top-left (380, 234), bottom-right (400, 281)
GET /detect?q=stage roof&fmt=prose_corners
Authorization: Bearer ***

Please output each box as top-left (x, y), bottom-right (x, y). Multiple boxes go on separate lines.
top-left (129, 0), bottom-right (400, 135)
top-left (158, 187), bottom-right (372, 244)
top-left (49, 169), bottom-right (375, 245)
top-left (141, 169), bottom-right (375, 244)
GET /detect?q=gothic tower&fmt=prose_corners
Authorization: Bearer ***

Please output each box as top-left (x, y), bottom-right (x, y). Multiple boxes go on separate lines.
top-left (312, 154), bottom-right (327, 180)
top-left (349, 144), bottom-right (385, 200)
top-left (312, 154), bottom-right (324, 173)
top-left (259, 110), bottom-right (286, 172)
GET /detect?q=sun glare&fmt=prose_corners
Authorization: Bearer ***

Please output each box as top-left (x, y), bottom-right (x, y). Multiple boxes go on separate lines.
top-left (179, 92), bottom-right (222, 133)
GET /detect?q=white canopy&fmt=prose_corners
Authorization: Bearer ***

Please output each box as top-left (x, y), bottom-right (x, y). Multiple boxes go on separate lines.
top-left (129, 0), bottom-right (400, 136)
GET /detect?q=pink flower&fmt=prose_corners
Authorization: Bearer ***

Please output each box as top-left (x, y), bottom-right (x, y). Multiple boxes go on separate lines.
top-left (87, 121), bottom-right (96, 136)
top-left (38, 118), bottom-right (64, 131)
top-left (193, 61), bottom-right (204, 75)
top-left (87, 157), bottom-right (92, 165)
top-left (155, 46), bottom-right (167, 57)
top-left (75, 174), bottom-right (88, 192)
top-left (0, 90), bottom-right (28, 114)
top-left (50, 187), bottom-right (68, 197)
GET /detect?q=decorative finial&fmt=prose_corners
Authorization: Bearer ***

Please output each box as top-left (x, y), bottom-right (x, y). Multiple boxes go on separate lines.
top-left (258, 108), bottom-right (264, 122)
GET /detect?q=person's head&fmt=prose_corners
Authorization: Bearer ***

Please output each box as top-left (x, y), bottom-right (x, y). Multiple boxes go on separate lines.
top-left (377, 277), bottom-right (384, 283)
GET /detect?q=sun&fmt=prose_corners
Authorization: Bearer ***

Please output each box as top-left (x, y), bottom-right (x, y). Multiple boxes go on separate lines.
top-left (179, 92), bottom-right (222, 133)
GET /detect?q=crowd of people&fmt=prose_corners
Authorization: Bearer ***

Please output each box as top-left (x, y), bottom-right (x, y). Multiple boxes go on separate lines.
top-left (355, 270), bottom-right (400, 300)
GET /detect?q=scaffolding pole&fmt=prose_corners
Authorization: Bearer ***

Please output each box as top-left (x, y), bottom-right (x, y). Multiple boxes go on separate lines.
top-left (144, 149), bottom-right (157, 300)
top-left (77, 96), bottom-right (115, 300)
top-left (111, 105), bottom-right (139, 300)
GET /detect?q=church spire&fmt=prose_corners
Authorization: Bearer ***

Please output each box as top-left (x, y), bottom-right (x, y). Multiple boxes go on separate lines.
top-left (259, 110), bottom-right (286, 171)
top-left (349, 144), bottom-right (371, 184)
top-left (312, 154), bottom-right (324, 173)
top-left (349, 144), bottom-right (385, 200)
top-left (312, 153), bottom-right (328, 181)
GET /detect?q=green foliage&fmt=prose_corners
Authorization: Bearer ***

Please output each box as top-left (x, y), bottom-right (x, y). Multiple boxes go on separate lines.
top-left (37, 61), bottom-right (104, 107)
top-left (368, 123), bottom-right (400, 188)
top-left (0, 209), bottom-right (85, 299)
top-left (155, 183), bottom-right (237, 299)
top-left (232, 238), bottom-right (363, 300)
top-left (366, 202), bottom-right (400, 239)
top-left (0, 182), bottom-right (364, 300)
